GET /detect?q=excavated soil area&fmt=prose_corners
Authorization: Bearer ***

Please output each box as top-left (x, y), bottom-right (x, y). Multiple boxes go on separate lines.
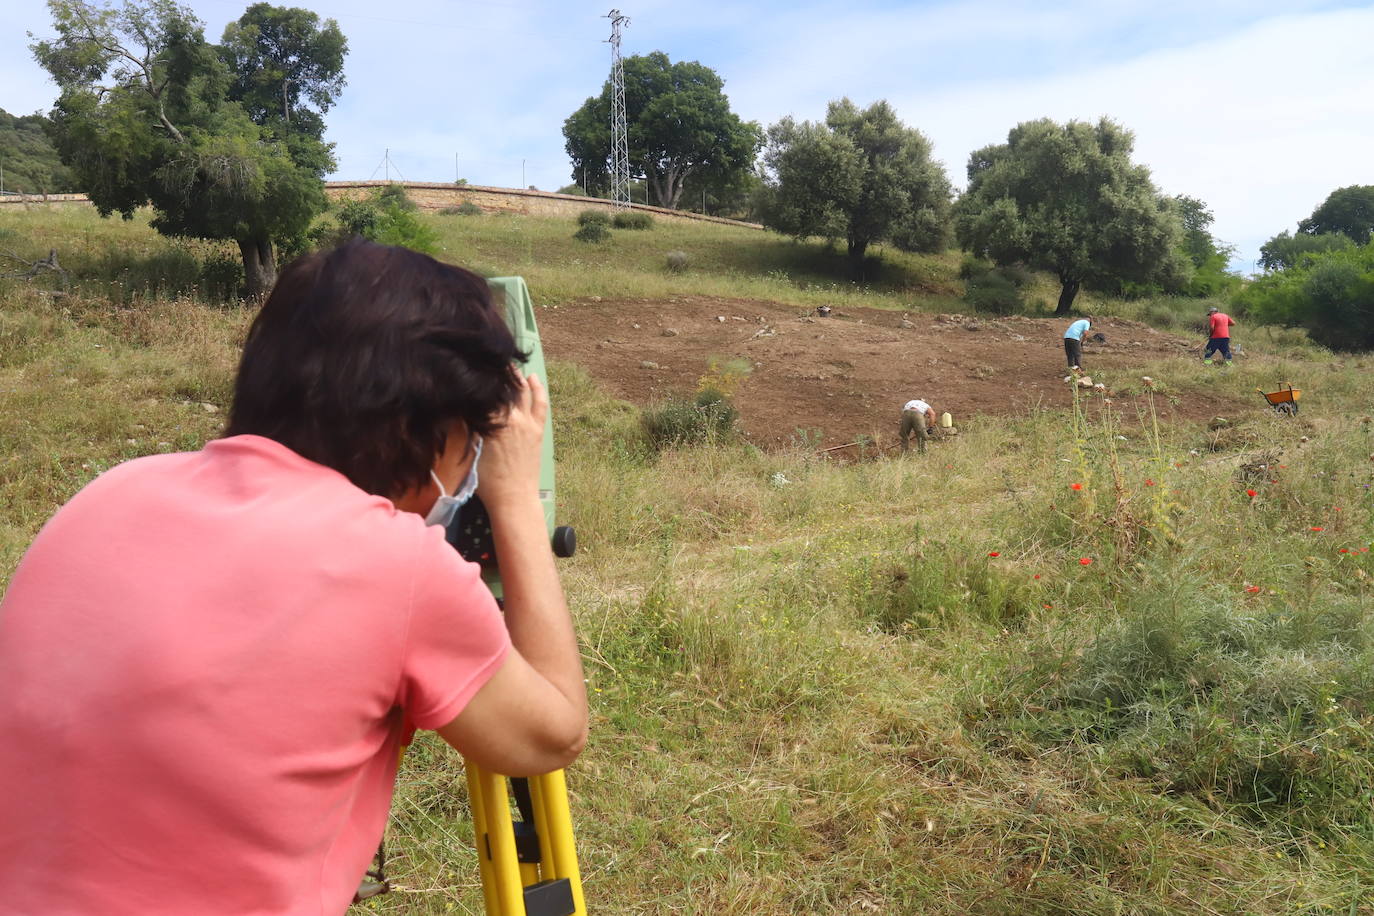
top-left (539, 296), bottom-right (1248, 450)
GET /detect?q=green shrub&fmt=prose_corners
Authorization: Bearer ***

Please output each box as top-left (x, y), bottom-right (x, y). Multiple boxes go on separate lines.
top-left (642, 388), bottom-right (738, 450)
top-left (965, 268), bottom-right (1023, 315)
top-left (333, 189), bottom-right (439, 254)
top-left (440, 201), bottom-right (482, 216)
top-left (376, 184), bottom-right (417, 211)
top-left (665, 250), bottom-right (689, 273)
top-left (573, 222), bottom-right (611, 244)
top-left (958, 254), bottom-right (991, 280)
top-left (577, 209), bottom-right (612, 228)
top-left (613, 211), bottom-right (654, 230)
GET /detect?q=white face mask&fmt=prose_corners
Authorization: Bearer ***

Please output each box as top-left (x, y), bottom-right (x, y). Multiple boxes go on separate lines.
top-left (424, 435), bottom-right (482, 527)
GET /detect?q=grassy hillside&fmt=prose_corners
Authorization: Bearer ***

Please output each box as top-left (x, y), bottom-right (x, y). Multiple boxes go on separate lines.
top-left (3, 205), bottom-right (1372, 914)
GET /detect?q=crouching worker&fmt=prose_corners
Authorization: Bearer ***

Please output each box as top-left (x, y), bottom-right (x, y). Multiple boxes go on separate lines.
top-left (900, 397), bottom-right (937, 454)
top-left (0, 239), bottom-right (588, 915)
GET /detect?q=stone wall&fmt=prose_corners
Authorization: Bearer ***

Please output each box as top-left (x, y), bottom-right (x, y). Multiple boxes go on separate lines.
top-left (0, 192), bottom-right (92, 208)
top-left (0, 182), bottom-right (764, 232)
top-left (324, 181), bottom-right (762, 229)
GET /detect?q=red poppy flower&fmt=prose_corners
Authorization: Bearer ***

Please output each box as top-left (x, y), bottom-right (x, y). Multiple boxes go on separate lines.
top-left (1145, 479), bottom-right (1155, 487)
top-left (988, 551), bottom-right (1000, 558)
top-left (1339, 548), bottom-right (1350, 554)
top-left (1311, 527), bottom-right (1325, 532)
top-left (1071, 483), bottom-right (1083, 491)
top-left (1042, 604), bottom-right (1053, 610)
top-left (1079, 557), bottom-right (1093, 566)
top-left (1245, 585), bottom-right (1261, 594)
top-left (1033, 574), bottom-right (1041, 580)
top-left (1278, 464), bottom-right (1287, 469)
top-left (1246, 489), bottom-right (1257, 498)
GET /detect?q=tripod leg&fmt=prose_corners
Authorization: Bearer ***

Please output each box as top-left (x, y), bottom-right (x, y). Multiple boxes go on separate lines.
top-left (533, 770), bottom-right (586, 914)
top-left (470, 762), bottom-right (524, 914)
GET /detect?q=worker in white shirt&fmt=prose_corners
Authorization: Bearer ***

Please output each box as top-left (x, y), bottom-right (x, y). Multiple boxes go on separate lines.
top-left (899, 398), bottom-right (937, 454)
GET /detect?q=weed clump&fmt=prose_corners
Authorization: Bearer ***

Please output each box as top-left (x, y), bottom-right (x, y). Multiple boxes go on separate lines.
top-left (642, 388), bottom-right (738, 450)
top-left (613, 211), bottom-right (654, 230)
top-left (573, 222), bottom-right (610, 244)
top-left (574, 210), bottom-right (612, 243)
top-left (665, 250), bottom-right (690, 273)
top-left (440, 201), bottom-right (482, 216)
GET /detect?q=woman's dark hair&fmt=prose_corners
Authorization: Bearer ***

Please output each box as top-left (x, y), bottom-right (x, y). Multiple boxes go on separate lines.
top-left (226, 239), bottom-right (526, 497)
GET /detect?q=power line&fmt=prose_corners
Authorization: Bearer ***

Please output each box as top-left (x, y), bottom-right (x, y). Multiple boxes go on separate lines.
top-left (605, 8), bottom-right (631, 210)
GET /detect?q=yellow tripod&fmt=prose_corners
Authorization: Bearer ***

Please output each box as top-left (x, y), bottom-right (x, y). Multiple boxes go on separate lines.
top-left (466, 766), bottom-right (585, 915)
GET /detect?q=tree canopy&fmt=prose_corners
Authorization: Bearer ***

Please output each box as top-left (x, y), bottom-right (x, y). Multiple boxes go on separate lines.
top-left (0, 109), bottom-right (76, 194)
top-left (1298, 185), bottom-right (1374, 244)
top-left (954, 117), bottom-right (1185, 315)
top-left (562, 51), bottom-right (761, 209)
top-left (32, 0), bottom-right (346, 295)
top-left (759, 99), bottom-right (951, 274)
top-left (1238, 239), bottom-right (1374, 351)
top-left (1258, 229), bottom-right (1354, 272)
top-left (1172, 194), bottom-right (1238, 297)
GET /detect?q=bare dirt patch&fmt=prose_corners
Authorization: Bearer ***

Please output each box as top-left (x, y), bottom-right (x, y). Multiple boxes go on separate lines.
top-left (539, 296), bottom-right (1247, 449)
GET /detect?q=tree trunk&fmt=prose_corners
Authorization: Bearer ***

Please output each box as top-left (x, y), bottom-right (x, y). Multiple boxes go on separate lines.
top-left (847, 237), bottom-right (869, 279)
top-left (238, 237), bottom-right (277, 298)
top-left (1055, 278), bottom-right (1081, 316)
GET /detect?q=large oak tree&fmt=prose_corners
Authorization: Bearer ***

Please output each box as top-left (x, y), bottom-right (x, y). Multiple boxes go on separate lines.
top-left (759, 99), bottom-right (952, 275)
top-left (562, 51), bottom-right (760, 209)
top-left (32, 0), bottom-right (346, 296)
top-left (954, 118), bottom-right (1185, 315)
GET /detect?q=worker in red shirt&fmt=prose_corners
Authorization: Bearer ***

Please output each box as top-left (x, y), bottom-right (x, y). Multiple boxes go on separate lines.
top-left (1204, 306), bottom-right (1236, 365)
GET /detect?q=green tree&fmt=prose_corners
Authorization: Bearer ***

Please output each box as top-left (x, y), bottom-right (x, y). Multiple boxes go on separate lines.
top-left (1258, 229), bottom-right (1353, 272)
top-left (219, 2), bottom-right (345, 145)
top-left (954, 117), bottom-right (1186, 315)
top-left (1172, 194), bottom-right (1238, 297)
top-left (759, 99), bottom-right (952, 275)
top-left (32, 0), bottom-right (346, 296)
top-left (1298, 185), bottom-right (1374, 244)
top-left (0, 109), bottom-right (76, 194)
top-left (1238, 241), bottom-right (1374, 350)
top-left (562, 51), bottom-right (761, 209)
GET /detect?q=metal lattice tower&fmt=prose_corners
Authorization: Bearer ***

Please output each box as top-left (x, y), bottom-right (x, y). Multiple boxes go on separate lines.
top-left (605, 9), bottom-right (631, 209)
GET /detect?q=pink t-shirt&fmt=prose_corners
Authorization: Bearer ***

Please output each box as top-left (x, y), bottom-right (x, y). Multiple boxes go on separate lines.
top-left (0, 435), bottom-right (510, 915)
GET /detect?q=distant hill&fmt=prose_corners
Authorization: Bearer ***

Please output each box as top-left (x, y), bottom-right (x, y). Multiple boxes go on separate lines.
top-left (0, 108), bottom-right (76, 195)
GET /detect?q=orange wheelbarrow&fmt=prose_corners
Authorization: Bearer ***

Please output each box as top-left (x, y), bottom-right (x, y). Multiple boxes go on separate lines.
top-left (1257, 383), bottom-right (1301, 415)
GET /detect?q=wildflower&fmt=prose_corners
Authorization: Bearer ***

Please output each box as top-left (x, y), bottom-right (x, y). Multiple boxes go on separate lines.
top-left (1145, 479), bottom-right (1155, 487)
top-left (1246, 489), bottom-right (1257, 498)
top-left (1071, 483), bottom-right (1083, 491)
top-left (1339, 548), bottom-right (1350, 554)
top-left (1042, 604), bottom-right (1053, 610)
top-left (1033, 574), bottom-right (1041, 580)
top-left (1311, 527), bottom-right (1325, 532)
top-left (1079, 557), bottom-right (1093, 566)
top-left (1245, 585), bottom-right (1261, 594)
top-left (987, 551), bottom-right (1000, 558)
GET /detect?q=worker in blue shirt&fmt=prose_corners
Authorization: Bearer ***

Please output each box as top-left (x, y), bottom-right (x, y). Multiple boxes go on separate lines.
top-left (1063, 316), bottom-right (1093, 371)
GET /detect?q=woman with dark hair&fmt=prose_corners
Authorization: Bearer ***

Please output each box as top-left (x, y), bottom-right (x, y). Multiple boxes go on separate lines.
top-left (0, 240), bottom-right (587, 915)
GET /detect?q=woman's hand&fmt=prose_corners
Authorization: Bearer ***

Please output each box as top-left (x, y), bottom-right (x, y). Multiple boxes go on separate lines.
top-left (477, 369), bottom-right (547, 509)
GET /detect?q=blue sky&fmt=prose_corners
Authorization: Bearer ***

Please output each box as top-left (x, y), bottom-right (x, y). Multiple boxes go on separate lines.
top-left (4, 0), bottom-right (1373, 269)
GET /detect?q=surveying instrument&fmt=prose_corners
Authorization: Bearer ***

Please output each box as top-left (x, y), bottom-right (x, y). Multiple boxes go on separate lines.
top-left (358, 277), bottom-right (584, 916)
